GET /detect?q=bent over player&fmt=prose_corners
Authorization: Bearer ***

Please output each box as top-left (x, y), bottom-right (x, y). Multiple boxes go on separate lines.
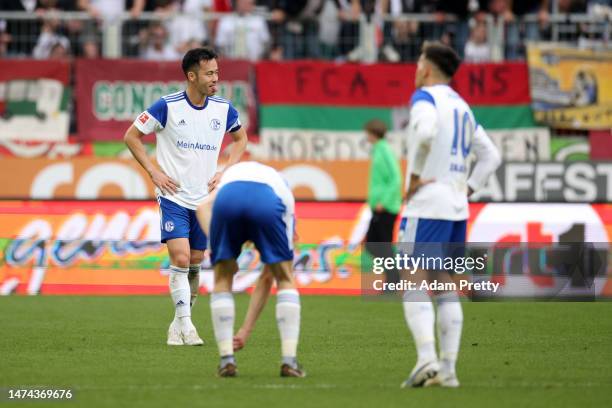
top-left (124, 47), bottom-right (247, 345)
top-left (196, 161), bottom-right (304, 378)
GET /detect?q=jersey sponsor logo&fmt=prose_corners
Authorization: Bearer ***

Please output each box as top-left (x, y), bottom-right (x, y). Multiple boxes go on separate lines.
top-left (210, 118), bottom-right (221, 131)
top-left (138, 112), bottom-right (150, 124)
top-left (177, 119), bottom-right (186, 126)
top-left (176, 140), bottom-right (218, 151)
top-left (164, 221), bottom-right (174, 232)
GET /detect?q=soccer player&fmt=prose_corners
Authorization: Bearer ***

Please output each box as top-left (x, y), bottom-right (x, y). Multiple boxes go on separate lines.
top-left (124, 47), bottom-right (247, 346)
top-left (399, 42), bottom-right (501, 388)
top-left (196, 161), bottom-right (304, 378)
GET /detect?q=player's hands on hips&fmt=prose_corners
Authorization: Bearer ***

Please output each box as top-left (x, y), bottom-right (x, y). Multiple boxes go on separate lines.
top-left (150, 168), bottom-right (180, 196)
top-left (405, 178), bottom-right (435, 202)
top-left (208, 171), bottom-right (223, 193)
top-left (233, 327), bottom-right (250, 351)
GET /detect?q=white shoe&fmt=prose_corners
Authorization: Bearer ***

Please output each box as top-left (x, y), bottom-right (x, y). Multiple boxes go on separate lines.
top-left (401, 360), bottom-right (439, 388)
top-left (167, 322), bottom-right (184, 346)
top-left (433, 372), bottom-right (460, 388)
top-left (182, 328), bottom-right (204, 346)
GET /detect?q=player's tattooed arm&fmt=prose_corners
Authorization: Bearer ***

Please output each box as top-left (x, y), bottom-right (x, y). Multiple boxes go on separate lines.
top-left (124, 124), bottom-right (180, 195)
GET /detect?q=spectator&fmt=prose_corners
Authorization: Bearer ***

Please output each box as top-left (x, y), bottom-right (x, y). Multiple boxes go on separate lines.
top-left (381, 0), bottom-right (428, 62)
top-left (154, 0), bottom-right (213, 56)
top-left (0, 21), bottom-right (10, 57)
top-left (215, 0), bottom-right (270, 61)
top-left (335, 0), bottom-right (360, 58)
top-left (140, 21), bottom-right (180, 60)
top-left (508, 0), bottom-right (549, 46)
top-left (78, 0), bottom-right (145, 21)
top-left (78, 0), bottom-right (145, 56)
top-left (588, 0), bottom-right (612, 17)
top-left (81, 36), bottom-right (99, 57)
top-left (35, 0), bottom-right (92, 57)
top-left (317, 0), bottom-right (342, 59)
top-left (435, 0), bottom-right (473, 57)
top-left (32, 11), bottom-right (71, 59)
top-left (464, 21), bottom-right (491, 62)
top-left (584, 0), bottom-right (612, 46)
top-left (48, 38), bottom-right (70, 59)
top-left (342, 0), bottom-right (385, 63)
top-left (364, 119), bottom-right (402, 287)
top-left (270, 0), bottom-right (325, 59)
top-left (1, 0), bottom-right (41, 56)
top-left (557, 0), bottom-right (588, 43)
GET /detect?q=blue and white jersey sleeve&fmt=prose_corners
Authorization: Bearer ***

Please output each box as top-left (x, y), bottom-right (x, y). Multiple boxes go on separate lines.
top-left (408, 89), bottom-right (438, 144)
top-left (225, 102), bottom-right (241, 133)
top-left (134, 98), bottom-right (168, 134)
top-left (406, 89), bottom-right (438, 176)
top-left (467, 125), bottom-right (501, 191)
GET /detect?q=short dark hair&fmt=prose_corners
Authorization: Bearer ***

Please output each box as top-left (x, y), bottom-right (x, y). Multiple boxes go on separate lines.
top-left (364, 119), bottom-right (387, 139)
top-left (421, 41), bottom-right (461, 79)
top-left (182, 47), bottom-right (218, 77)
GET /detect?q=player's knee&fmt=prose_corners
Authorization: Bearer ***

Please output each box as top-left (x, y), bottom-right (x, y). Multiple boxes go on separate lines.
top-left (268, 261), bottom-right (294, 286)
top-left (190, 252), bottom-right (204, 265)
top-left (259, 269), bottom-right (275, 286)
top-left (172, 252), bottom-right (191, 268)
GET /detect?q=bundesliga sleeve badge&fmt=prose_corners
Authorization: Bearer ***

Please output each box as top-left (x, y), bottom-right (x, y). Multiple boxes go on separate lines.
top-left (138, 112), bottom-right (150, 125)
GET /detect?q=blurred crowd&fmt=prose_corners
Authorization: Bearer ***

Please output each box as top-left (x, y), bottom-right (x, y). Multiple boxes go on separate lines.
top-left (0, 0), bottom-right (610, 62)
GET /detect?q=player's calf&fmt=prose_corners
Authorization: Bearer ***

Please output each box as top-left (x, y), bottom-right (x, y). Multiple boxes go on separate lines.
top-left (211, 292), bottom-right (236, 376)
top-left (276, 288), bottom-right (301, 373)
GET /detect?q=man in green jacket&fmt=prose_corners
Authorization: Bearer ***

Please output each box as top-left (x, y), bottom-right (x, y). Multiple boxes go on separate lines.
top-left (364, 119), bottom-right (402, 286)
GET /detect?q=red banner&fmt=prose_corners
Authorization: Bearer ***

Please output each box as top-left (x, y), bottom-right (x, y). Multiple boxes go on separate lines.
top-left (75, 59), bottom-right (257, 141)
top-left (256, 61), bottom-right (530, 106)
top-left (0, 60), bottom-right (70, 84)
top-left (0, 60), bottom-right (71, 142)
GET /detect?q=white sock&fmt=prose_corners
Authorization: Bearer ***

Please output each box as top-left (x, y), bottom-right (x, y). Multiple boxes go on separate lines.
top-left (169, 265), bottom-right (192, 331)
top-left (188, 264), bottom-right (200, 309)
top-left (403, 290), bottom-right (437, 365)
top-left (210, 292), bottom-right (235, 357)
top-left (435, 292), bottom-right (463, 376)
top-left (276, 289), bottom-right (301, 362)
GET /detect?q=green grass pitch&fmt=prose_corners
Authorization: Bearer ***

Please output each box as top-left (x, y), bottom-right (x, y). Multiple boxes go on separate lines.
top-left (1, 296), bottom-right (611, 407)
